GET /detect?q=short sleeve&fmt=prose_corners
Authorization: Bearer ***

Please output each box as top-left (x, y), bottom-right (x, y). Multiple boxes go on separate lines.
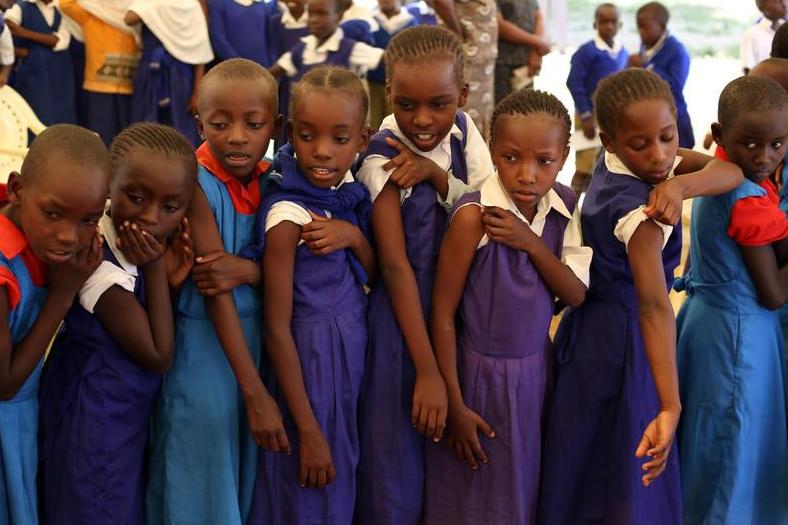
top-left (4, 4), bottom-right (22, 24)
top-left (53, 17), bottom-right (71, 52)
top-left (463, 115), bottom-right (495, 192)
top-left (276, 51), bottom-right (297, 77)
top-left (728, 195), bottom-right (788, 246)
top-left (614, 206), bottom-right (673, 252)
top-left (740, 28), bottom-right (757, 70)
top-left (356, 155), bottom-right (392, 203)
top-left (561, 207), bottom-right (593, 287)
top-left (349, 42), bottom-right (384, 71)
top-left (79, 260), bottom-right (136, 313)
top-left (265, 201), bottom-right (312, 232)
top-left (0, 27), bottom-right (13, 66)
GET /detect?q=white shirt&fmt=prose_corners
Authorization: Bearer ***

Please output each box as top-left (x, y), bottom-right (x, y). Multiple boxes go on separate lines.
top-left (605, 151), bottom-right (682, 251)
top-left (454, 174), bottom-right (593, 287)
top-left (79, 214), bottom-right (138, 314)
top-left (341, 2), bottom-right (379, 33)
top-left (643, 30), bottom-right (668, 62)
top-left (372, 6), bottom-right (414, 35)
top-left (593, 32), bottom-right (623, 58)
top-left (276, 28), bottom-right (384, 78)
top-left (277, 0), bottom-right (307, 29)
top-left (0, 26), bottom-right (14, 66)
top-left (356, 112), bottom-right (494, 207)
top-left (741, 16), bottom-right (785, 70)
top-left (6, 0), bottom-right (71, 52)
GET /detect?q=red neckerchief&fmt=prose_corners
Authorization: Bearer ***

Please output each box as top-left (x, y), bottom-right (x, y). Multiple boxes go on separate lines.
top-left (195, 142), bottom-right (270, 215)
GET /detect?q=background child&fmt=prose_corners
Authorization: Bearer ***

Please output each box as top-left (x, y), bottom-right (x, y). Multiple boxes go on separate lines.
top-left (494, 0), bottom-right (549, 103)
top-left (247, 65), bottom-right (374, 525)
top-left (125, 0), bottom-right (213, 146)
top-left (772, 19), bottom-right (788, 58)
top-left (425, 90), bottom-right (590, 525)
top-left (355, 25), bottom-right (494, 525)
top-left (146, 59), bottom-right (288, 525)
top-left (4, 0), bottom-right (76, 125)
top-left (677, 75), bottom-right (788, 524)
top-left (37, 123), bottom-right (197, 525)
top-left (566, 2), bottom-right (628, 196)
top-left (209, 0), bottom-right (273, 67)
top-left (539, 69), bottom-right (743, 524)
top-left (630, 1), bottom-right (695, 149)
top-left (0, 124), bottom-right (108, 525)
top-left (0, 10), bottom-right (12, 87)
top-left (742, 0), bottom-right (786, 74)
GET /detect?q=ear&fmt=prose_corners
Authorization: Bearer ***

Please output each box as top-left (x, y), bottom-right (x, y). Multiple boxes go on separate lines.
top-left (457, 83), bottom-right (469, 108)
top-left (6, 172), bottom-right (23, 206)
top-left (195, 114), bottom-right (206, 141)
top-left (710, 122), bottom-right (724, 148)
top-left (357, 124), bottom-right (372, 153)
top-left (599, 130), bottom-right (615, 153)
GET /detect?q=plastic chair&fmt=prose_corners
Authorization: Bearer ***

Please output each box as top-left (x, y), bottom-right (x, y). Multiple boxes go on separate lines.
top-left (0, 85), bottom-right (46, 183)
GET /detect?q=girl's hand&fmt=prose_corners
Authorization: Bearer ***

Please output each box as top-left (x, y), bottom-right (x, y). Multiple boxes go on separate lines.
top-left (245, 388), bottom-right (292, 454)
top-left (447, 404), bottom-right (495, 470)
top-left (412, 370), bottom-right (448, 442)
top-left (382, 137), bottom-right (446, 190)
top-left (192, 250), bottom-right (259, 296)
top-left (645, 177), bottom-right (684, 226)
top-left (164, 217), bottom-right (194, 289)
top-left (635, 407), bottom-right (680, 487)
top-left (116, 222), bottom-right (166, 267)
top-left (298, 428), bottom-right (335, 489)
top-left (49, 230), bottom-right (104, 298)
top-left (629, 54), bottom-right (644, 68)
top-left (301, 210), bottom-right (363, 256)
top-left (481, 206), bottom-right (535, 252)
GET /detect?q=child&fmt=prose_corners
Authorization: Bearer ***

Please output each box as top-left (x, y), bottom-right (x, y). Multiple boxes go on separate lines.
top-left (368, 0), bottom-right (417, 129)
top-left (772, 19), bottom-right (788, 58)
top-left (494, 0), bottom-right (549, 103)
top-left (538, 69), bottom-right (743, 524)
top-left (355, 25), bottom-right (494, 525)
top-left (566, 2), bottom-right (628, 196)
top-left (405, 0), bottom-right (437, 26)
top-left (630, 2), bottom-right (695, 149)
top-left (4, 0), bottom-right (76, 124)
top-left (209, 0), bottom-right (274, 67)
top-left (0, 11), bottom-right (12, 87)
top-left (0, 124), bottom-right (108, 525)
top-left (425, 90), bottom-right (591, 524)
top-left (37, 123), bottom-right (197, 525)
top-left (58, 0), bottom-right (140, 145)
top-left (146, 59), bottom-right (289, 525)
top-left (125, 0), bottom-right (213, 146)
top-left (338, 0), bottom-right (377, 44)
top-left (677, 75), bottom-right (788, 524)
top-left (246, 65), bottom-right (375, 525)
top-left (742, 0), bottom-right (786, 74)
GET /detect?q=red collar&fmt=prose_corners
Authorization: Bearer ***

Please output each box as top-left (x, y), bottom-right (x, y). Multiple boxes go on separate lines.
top-left (0, 185), bottom-right (46, 285)
top-left (195, 142), bottom-right (270, 215)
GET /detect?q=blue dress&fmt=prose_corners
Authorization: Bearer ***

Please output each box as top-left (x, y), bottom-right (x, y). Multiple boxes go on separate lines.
top-left (0, 210), bottom-right (47, 525)
top-left (676, 180), bottom-right (788, 524)
top-left (146, 146), bottom-right (270, 525)
top-left (538, 158), bottom-right (683, 524)
top-left (209, 0), bottom-right (273, 66)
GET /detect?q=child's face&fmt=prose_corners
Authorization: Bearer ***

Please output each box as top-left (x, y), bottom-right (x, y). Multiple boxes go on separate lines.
top-left (290, 90), bottom-right (370, 189)
top-left (387, 59), bottom-right (467, 152)
top-left (757, 0), bottom-right (786, 21)
top-left (377, 0), bottom-right (401, 15)
top-left (595, 6), bottom-right (621, 43)
top-left (109, 150), bottom-right (195, 241)
top-left (0, 0), bottom-right (15, 12)
top-left (712, 109), bottom-right (788, 184)
top-left (7, 159), bottom-right (107, 264)
top-left (601, 98), bottom-right (678, 185)
top-left (197, 79), bottom-right (277, 181)
top-left (307, 0), bottom-right (340, 41)
top-left (636, 12), bottom-right (664, 48)
top-left (491, 113), bottom-right (569, 216)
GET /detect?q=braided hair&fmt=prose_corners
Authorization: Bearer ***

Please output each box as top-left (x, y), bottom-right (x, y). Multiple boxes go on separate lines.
top-left (384, 25), bottom-right (465, 87)
top-left (490, 89), bottom-right (571, 145)
top-left (290, 65), bottom-right (368, 124)
top-left (593, 68), bottom-right (676, 138)
top-left (110, 123), bottom-right (197, 177)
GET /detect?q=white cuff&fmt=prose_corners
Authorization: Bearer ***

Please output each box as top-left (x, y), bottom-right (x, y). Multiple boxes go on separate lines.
top-left (614, 206), bottom-right (673, 252)
top-left (78, 260), bottom-right (136, 313)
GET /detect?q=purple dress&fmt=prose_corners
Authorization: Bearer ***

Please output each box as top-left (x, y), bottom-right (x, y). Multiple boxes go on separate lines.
top-left (356, 114), bottom-right (468, 525)
top-left (538, 159), bottom-right (683, 524)
top-left (247, 146), bottom-right (370, 525)
top-left (424, 183), bottom-right (576, 524)
top-left (38, 238), bottom-right (159, 525)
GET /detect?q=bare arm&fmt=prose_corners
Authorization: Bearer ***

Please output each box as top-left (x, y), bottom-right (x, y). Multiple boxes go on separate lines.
top-left (124, 10), bottom-right (142, 26)
top-left (673, 148), bottom-right (744, 197)
top-left (431, 0), bottom-right (463, 38)
top-left (496, 12), bottom-right (549, 54)
top-left (4, 20), bottom-right (59, 48)
top-left (740, 244), bottom-right (788, 310)
top-left (268, 64), bottom-right (286, 78)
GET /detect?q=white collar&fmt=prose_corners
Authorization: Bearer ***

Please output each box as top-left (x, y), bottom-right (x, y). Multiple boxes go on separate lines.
top-left (757, 15), bottom-right (786, 30)
top-left (233, 0), bottom-right (264, 5)
top-left (593, 33), bottom-right (622, 55)
top-left (301, 27), bottom-right (344, 53)
top-left (380, 113), bottom-right (464, 157)
top-left (479, 172), bottom-right (572, 224)
top-left (333, 170), bottom-right (355, 190)
top-left (643, 30), bottom-right (669, 61)
top-left (278, 0), bottom-right (307, 27)
top-left (604, 150), bottom-right (682, 184)
top-left (372, 6), bottom-right (413, 34)
top-left (100, 213), bottom-right (138, 276)
top-left (341, 3), bottom-right (379, 31)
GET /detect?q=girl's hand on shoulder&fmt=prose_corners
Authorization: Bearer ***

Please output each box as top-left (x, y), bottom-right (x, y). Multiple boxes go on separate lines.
top-left (635, 407), bottom-right (680, 487)
top-left (192, 249), bottom-right (258, 296)
top-left (645, 177), bottom-right (685, 226)
top-left (446, 403), bottom-right (495, 470)
top-left (482, 206), bottom-right (535, 251)
top-left (164, 217), bottom-right (194, 289)
top-left (382, 136), bottom-right (445, 190)
top-left (412, 369), bottom-right (448, 442)
top-left (246, 387), bottom-right (292, 454)
top-left (298, 428), bottom-right (335, 489)
top-left (301, 210), bottom-right (363, 256)
top-left (49, 229), bottom-right (104, 298)
top-left (116, 222), bottom-right (166, 267)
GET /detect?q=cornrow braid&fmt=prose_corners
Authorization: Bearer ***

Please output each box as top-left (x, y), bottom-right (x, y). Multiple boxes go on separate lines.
top-left (490, 89), bottom-right (571, 145)
top-left (290, 65), bottom-right (369, 122)
top-left (593, 68), bottom-right (676, 138)
top-left (110, 123), bottom-right (198, 176)
top-left (384, 25), bottom-right (465, 87)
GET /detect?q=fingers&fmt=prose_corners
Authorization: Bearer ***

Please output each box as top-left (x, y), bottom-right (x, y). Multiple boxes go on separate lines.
top-left (462, 442), bottom-right (478, 470)
top-left (299, 463), bottom-right (308, 488)
top-left (470, 435), bottom-right (488, 466)
top-left (425, 409), bottom-right (438, 442)
top-left (195, 250), bottom-right (225, 264)
top-left (277, 430), bottom-right (292, 455)
top-left (433, 406), bottom-right (447, 442)
top-left (307, 209), bottom-right (329, 222)
top-left (384, 135), bottom-right (408, 153)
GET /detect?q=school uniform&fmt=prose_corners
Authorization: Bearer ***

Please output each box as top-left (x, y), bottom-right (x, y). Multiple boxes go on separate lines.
top-left (209, 0), bottom-right (273, 66)
top-left (6, 0), bottom-right (76, 125)
top-left (38, 214), bottom-right (161, 525)
top-left (405, 1), bottom-right (437, 26)
top-left (539, 152), bottom-right (684, 525)
top-left (423, 175), bottom-right (590, 525)
top-left (354, 111), bottom-right (493, 525)
top-left (741, 15), bottom-right (786, 72)
top-left (246, 144), bottom-right (371, 525)
top-left (0, 187), bottom-right (47, 525)
top-left (339, 2), bottom-right (377, 45)
top-left (0, 14), bottom-right (15, 70)
top-left (146, 143), bottom-right (270, 525)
